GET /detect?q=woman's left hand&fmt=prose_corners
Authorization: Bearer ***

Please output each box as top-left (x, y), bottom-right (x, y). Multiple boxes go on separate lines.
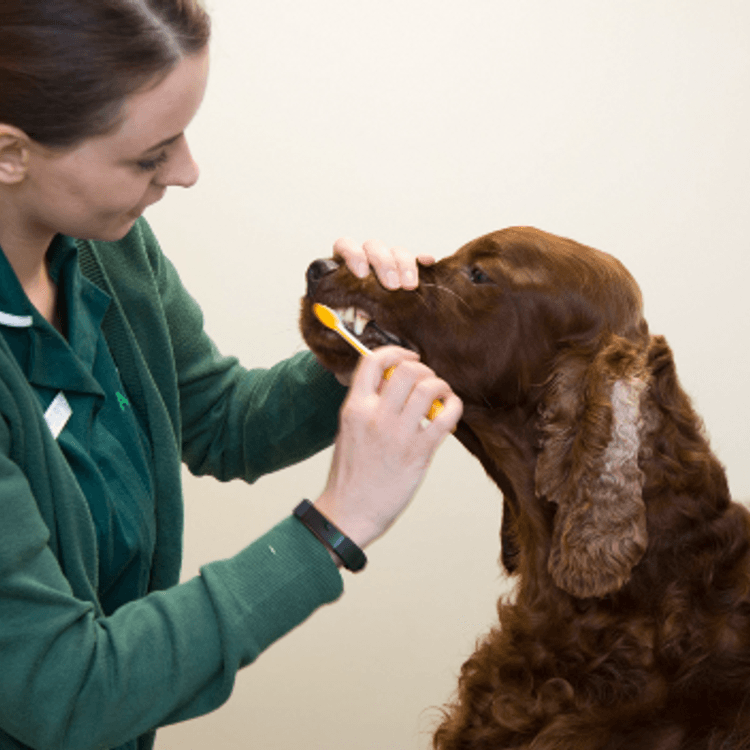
top-left (333, 237), bottom-right (435, 291)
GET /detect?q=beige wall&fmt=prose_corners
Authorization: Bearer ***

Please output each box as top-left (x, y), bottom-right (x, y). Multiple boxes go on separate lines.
top-left (151, 1), bottom-right (750, 747)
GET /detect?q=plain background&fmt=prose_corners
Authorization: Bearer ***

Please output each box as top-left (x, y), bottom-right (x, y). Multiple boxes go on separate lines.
top-left (151, 1), bottom-right (750, 748)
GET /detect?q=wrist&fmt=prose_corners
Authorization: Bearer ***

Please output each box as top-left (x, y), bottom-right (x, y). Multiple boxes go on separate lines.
top-left (311, 492), bottom-right (380, 550)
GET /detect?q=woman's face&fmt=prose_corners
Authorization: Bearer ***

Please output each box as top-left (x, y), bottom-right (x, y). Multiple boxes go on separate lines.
top-left (20, 47), bottom-right (210, 243)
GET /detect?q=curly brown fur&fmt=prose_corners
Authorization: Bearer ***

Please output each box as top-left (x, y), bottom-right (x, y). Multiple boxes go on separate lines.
top-left (300, 227), bottom-right (750, 750)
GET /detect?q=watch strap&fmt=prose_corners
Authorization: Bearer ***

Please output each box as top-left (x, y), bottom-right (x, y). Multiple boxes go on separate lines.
top-left (293, 500), bottom-right (367, 572)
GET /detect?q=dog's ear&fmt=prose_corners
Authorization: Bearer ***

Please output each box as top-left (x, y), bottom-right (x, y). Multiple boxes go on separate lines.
top-left (535, 336), bottom-right (650, 598)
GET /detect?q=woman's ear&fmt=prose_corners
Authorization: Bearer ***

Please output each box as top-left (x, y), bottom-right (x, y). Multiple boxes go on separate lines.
top-left (0, 125), bottom-right (31, 185)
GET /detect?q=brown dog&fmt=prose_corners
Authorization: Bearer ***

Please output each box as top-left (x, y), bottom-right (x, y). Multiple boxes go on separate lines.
top-left (300, 227), bottom-right (750, 750)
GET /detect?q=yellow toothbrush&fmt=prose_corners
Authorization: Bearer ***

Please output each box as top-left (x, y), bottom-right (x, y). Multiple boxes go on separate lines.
top-left (313, 303), bottom-right (445, 422)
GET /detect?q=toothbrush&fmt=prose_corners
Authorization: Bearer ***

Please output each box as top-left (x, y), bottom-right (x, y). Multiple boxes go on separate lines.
top-left (313, 303), bottom-right (445, 422)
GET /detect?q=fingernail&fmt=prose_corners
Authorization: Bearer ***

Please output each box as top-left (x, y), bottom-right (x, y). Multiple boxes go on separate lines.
top-left (404, 270), bottom-right (416, 287)
top-left (356, 263), bottom-right (368, 278)
top-left (386, 271), bottom-right (399, 288)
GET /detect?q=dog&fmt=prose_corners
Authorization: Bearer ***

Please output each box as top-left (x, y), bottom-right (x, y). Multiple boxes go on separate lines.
top-left (300, 226), bottom-right (750, 750)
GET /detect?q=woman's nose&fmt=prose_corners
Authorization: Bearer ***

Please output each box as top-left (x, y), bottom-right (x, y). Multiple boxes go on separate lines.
top-left (156, 135), bottom-right (200, 189)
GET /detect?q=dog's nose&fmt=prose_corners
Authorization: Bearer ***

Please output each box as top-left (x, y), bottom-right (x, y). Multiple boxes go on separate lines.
top-left (306, 258), bottom-right (340, 296)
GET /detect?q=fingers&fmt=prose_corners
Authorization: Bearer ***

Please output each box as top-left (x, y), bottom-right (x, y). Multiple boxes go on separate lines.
top-left (385, 363), bottom-right (463, 438)
top-left (400, 377), bottom-right (463, 436)
top-left (347, 346), bottom-right (420, 401)
top-left (348, 346), bottom-right (462, 436)
top-left (333, 237), bottom-right (435, 291)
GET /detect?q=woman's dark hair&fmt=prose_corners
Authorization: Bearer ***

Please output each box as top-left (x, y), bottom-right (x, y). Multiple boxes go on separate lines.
top-left (0, 0), bottom-right (211, 148)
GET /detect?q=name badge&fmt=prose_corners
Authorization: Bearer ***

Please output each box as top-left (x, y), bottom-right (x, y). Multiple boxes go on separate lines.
top-left (45, 392), bottom-right (72, 440)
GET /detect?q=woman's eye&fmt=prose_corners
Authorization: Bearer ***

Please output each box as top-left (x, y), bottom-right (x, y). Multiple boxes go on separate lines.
top-left (136, 151), bottom-right (169, 172)
top-left (469, 266), bottom-right (492, 284)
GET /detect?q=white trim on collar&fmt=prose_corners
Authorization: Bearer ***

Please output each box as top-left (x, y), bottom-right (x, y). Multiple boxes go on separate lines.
top-left (0, 311), bottom-right (33, 328)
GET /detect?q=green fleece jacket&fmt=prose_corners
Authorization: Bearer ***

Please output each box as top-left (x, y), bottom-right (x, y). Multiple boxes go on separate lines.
top-left (0, 219), bottom-right (347, 750)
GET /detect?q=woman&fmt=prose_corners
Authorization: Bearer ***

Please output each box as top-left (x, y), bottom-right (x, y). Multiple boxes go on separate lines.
top-left (0, 2), bottom-right (462, 749)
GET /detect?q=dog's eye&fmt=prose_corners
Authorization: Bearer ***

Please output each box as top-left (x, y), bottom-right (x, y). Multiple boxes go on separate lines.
top-left (469, 266), bottom-right (492, 284)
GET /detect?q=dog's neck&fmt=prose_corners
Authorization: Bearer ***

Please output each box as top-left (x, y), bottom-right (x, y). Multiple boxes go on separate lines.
top-left (455, 404), bottom-right (545, 544)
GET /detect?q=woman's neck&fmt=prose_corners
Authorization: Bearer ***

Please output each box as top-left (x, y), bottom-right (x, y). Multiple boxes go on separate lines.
top-left (0, 222), bottom-right (60, 330)
top-left (23, 260), bottom-right (60, 331)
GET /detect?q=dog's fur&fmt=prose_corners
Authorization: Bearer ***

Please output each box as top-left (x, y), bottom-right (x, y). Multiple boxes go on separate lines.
top-left (300, 227), bottom-right (750, 750)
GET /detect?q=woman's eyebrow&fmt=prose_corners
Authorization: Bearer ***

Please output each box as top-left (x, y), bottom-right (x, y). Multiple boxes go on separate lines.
top-left (142, 132), bottom-right (182, 154)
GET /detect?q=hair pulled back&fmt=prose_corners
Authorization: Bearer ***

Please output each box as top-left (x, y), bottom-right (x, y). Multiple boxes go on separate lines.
top-left (0, 0), bottom-right (211, 148)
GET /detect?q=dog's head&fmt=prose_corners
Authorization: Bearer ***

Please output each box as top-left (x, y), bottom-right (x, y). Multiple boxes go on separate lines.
top-left (301, 227), bottom-right (656, 599)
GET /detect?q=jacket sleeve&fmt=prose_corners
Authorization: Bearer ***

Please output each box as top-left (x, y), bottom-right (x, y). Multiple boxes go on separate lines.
top-left (0, 406), bottom-right (343, 749)
top-left (139, 220), bottom-right (348, 482)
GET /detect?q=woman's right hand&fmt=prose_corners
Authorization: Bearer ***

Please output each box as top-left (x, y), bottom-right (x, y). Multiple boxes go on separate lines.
top-left (313, 346), bottom-right (463, 553)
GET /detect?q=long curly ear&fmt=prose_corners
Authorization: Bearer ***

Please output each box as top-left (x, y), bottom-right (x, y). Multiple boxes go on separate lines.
top-left (535, 337), bottom-right (649, 598)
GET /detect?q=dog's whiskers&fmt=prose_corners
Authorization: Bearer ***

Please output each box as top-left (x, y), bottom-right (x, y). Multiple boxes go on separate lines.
top-left (412, 287), bottom-right (430, 309)
top-left (420, 282), bottom-right (472, 311)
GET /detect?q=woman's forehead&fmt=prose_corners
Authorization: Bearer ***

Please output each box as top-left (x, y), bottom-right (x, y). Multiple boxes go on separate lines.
top-left (104, 49), bottom-right (210, 155)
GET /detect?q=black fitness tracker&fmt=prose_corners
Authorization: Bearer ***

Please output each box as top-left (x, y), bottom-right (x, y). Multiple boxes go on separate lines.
top-left (293, 500), bottom-right (367, 572)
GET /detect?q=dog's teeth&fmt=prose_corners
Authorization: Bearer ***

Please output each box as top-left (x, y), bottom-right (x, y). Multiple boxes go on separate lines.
top-left (340, 307), bottom-right (356, 329)
top-left (353, 309), bottom-right (371, 336)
